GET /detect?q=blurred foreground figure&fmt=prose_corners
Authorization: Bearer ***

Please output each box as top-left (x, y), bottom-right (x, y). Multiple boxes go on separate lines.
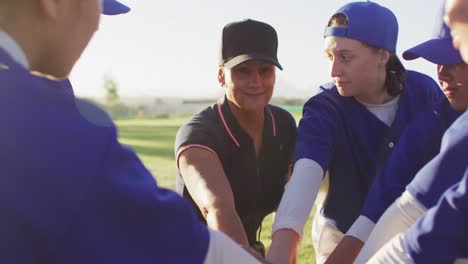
top-left (0, 0), bottom-right (264, 263)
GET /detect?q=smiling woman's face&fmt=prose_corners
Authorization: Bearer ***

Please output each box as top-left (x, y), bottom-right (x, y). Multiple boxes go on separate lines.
top-left (218, 60), bottom-right (276, 113)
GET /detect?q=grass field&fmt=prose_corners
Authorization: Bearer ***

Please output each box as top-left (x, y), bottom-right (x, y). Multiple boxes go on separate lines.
top-left (115, 111), bottom-right (316, 263)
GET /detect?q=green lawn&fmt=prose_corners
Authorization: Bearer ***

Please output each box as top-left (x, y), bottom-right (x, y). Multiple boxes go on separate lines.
top-left (115, 112), bottom-right (316, 263)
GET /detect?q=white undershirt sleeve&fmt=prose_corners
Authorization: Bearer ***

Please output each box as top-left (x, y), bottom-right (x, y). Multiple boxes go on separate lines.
top-left (354, 190), bottom-right (427, 264)
top-left (346, 215), bottom-right (376, 242)
top-left (204, 229), bottom-right (261, 264)
top-left (364, 233), bottom-right (415, 264)
top-left (271, 158), bottom-right (324, 239)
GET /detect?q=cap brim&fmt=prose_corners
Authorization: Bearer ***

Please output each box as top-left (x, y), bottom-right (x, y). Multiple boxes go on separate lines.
top-left (403, 38), bottom-right (462, 65)
top-left (223, 54), bottom-right (283, 70)
top-left (102, 0), bottom-right (130, 15)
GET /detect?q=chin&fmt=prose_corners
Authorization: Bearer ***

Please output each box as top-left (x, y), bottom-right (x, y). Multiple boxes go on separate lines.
top-left (337, 87), bottom-right (353, 97)
top-left (449, 100), bottom-right (468, 111)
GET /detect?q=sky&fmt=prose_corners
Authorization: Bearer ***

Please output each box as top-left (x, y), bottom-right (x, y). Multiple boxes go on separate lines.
top-left (70, 0), bottom-right (444, 100)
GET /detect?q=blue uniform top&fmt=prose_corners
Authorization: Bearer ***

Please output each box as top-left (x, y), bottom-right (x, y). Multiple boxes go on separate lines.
top-left (295, 71), bottom-right (443, 233)
top-left (406, 108), bottom-right (468, 209)
top-left (0, 48), bottom-right (209, 263)
top-left (360, 98), bottom-right (461, 223)
top-left (403, 111), bottom-right (468, 263)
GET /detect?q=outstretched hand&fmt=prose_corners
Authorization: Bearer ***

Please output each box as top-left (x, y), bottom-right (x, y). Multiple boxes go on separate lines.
top-left (241, 245), bottom-right (272, 264)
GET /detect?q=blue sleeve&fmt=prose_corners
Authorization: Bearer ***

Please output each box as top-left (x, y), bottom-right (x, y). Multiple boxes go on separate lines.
top-left (360, 109), bottom-right (447, 222)
top-left (406, 114), bottom-right (468, 209)
top-left (63, 143), bottom-right (210, 264)
top-left (294, 95), bottom-right (338, 172)
top-left (404, 169), bottom-right (468, 263)
top-left (0, 78), bottom-right (210, 264)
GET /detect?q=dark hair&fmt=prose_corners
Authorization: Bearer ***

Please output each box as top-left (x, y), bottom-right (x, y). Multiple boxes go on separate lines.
top-left (328, 13), bottom-right (405, 96)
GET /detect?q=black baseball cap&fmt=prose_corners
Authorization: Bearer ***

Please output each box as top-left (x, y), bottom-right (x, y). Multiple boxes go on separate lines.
top-left (219, 19), bottom-right (282, 70)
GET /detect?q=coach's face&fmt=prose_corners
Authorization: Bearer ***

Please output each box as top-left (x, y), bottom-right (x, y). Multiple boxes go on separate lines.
top-left (324, 36), bottom-right (389, 103)
top-left (445, 0), bottom-right (468, 64)
top-left (438, 62), bottom-right (468, 110)
top-left (218, 60), bottom-right (276, 113)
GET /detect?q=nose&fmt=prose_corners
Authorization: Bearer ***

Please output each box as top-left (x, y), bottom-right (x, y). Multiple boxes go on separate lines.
top-left (330, 59), bottom-right (343, 78)
top-left (249, 70), bottom-right (262, 87)
top-left (437, 64), bottom-right (453, 83)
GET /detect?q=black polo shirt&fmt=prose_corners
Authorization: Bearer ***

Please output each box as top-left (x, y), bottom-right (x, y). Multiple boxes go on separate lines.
top-left (175, 96), bottom-right (296, 245)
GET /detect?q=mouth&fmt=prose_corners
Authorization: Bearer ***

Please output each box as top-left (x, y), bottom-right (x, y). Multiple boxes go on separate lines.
top-left (335, 80), bottom-right (349, 87)
top-left (245, 91), bottom-right (266, 96)
top-left (444, 86), bottom-right (458, 96)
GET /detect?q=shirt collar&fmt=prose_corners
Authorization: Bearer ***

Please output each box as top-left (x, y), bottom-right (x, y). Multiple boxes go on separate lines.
top-left (0, 29), bottom-right (29, 69)
top-left (216, 96), bottom-right (276, 148)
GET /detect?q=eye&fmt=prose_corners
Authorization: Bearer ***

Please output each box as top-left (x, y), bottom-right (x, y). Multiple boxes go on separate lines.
top-left (259, 66), bottom-right (273, 75)
top-left (234, 66), bottom-right (249, 74)
top-left (341, 54), bottom-right (351, 62)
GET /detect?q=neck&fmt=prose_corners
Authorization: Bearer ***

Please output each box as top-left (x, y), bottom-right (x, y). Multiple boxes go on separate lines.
top-left (2, 23), bottom-right (43, 70)
top-left (356, 72), bottom-right (396, 105)
top-left (355, 87), bottom-right (395, 105)
top-left (227, 100), bottom-right (265, 138)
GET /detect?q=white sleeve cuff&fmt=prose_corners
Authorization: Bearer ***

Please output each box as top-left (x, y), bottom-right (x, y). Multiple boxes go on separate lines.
top-left (204, 229), bottom-right (260, 264)
top-left (354, 191), bottom-right (427, 264)
top-left (364, 233), bottom-right (414, 264)
top-left (346, 215), bottom-right (376, 242)
top-left (272, 158), bottom-right (324, 239)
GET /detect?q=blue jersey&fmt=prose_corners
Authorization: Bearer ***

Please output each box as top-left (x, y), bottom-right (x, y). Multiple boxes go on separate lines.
top-left (406, 109), bottom-right (468, 209)
top-left (0, 49), bottom-right (209, 263)
top-left (295, 71), bottom-right (443, 233)
top-left (403, 111), bottom-right (468, 263)
top-left (360, 98), bottom-right (461, 223)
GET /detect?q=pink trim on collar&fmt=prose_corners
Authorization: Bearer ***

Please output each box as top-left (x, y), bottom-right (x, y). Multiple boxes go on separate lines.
top-left (217, 102), bottom-right (241, 148)
top-left (267, 106), bottom-right (276, 137)
top-left (176, 144), bottom-right (218, 171)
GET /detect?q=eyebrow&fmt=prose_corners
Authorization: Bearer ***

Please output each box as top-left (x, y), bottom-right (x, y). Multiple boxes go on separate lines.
top-left (324, 48), bottom-right (353, 54)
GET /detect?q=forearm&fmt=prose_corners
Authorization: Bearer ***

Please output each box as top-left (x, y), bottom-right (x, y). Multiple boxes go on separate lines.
top-left (325, 236), bottom-right (364, 264)
top-left (178, 149), bottom-right (249, 245)
top-left (325, 215), bottom-right (374, 263)
top-left (206, 206), bottom-right (249, 245)
top-left (366, 233), bottom-right (414, 264)
top-left (266, 228), bottom-right (300, 264)
top-left (272, 158), bottom-right (324, 236)
top-left (205, 229), bottom-right (263, 264)
top-left (355, 191), bottom-right (426, 264)
top-left (267, 159), bottom-right (323, 263)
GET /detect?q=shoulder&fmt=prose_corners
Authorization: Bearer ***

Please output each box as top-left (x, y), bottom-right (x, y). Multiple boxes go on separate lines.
top-left (176, 104), bottom-right (217, 137)
top-left (402, 70), bottom-right (444, 106)
top-left (175, 104), bottom-right (222, 152)
top-left (441, 111), bottom-right (468, 147)
top-left (75, 98), bottom-right (115, 129)
top-left (301, 82), bottom-right (345, 120)
top-left (305, 82), bottom-right (343, 107)
top-left (403, 70), bottom-right (440, 92)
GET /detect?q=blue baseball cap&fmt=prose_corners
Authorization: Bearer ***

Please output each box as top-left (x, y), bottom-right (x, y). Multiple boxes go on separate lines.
top-left (324, 1), bottom-right (399, 53)
top-left (102, 0), bottom-right (130, 15)
top-left (402, 10), bottom-right (462, 65)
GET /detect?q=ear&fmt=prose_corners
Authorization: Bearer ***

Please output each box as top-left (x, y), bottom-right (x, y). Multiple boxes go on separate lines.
top-left (39, 0), bottom-right (59, 19)
top-left (218, 67), bottom-right (226, 86)
top-left (379, 49), bottom-right (391, 66)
